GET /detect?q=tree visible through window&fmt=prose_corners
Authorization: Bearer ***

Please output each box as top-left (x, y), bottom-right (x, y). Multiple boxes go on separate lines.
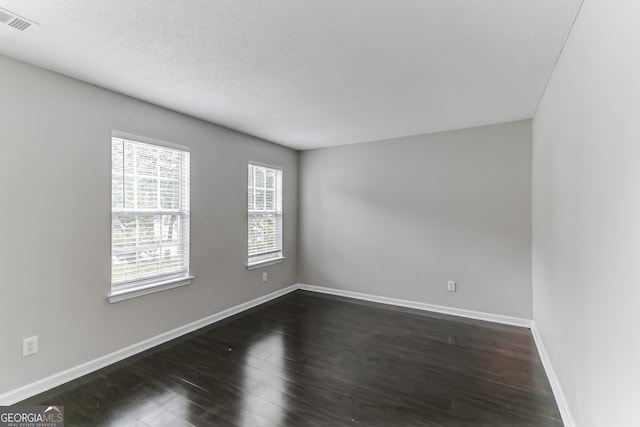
top-left (111, 135), bottom-right (190, 294)
top-left (248, 163), bottom-right (283, 265)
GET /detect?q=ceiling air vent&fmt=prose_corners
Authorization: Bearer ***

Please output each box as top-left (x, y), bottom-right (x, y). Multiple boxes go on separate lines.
top-left (0, 7), bottom-right (37, 31)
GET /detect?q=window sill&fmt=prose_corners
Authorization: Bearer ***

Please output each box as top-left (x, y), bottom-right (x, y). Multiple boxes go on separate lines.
top-left (246, 257), bottom-right (286, 270)
top-left (107, 276), bottom-right (194, 303)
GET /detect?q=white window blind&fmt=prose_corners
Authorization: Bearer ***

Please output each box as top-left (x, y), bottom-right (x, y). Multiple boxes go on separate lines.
top-left (111, 135), bottom-right (190, 294)
top-left (248, 163), bottom-right (283, 265)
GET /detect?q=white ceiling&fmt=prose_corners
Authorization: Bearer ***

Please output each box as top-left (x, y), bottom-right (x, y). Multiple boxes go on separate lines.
top-left (0, 1), bottom-right (582, 150)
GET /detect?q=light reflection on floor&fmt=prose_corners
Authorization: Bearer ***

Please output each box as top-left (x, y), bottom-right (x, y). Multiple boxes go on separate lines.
top-left (240, 330), bottom-right (287, 426)
top-left (106, 386), bottom-right (191, 426)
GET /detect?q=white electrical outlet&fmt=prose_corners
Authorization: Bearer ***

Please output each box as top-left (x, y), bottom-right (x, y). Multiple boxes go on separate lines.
top-left (23, 336), bottom-right (38, 357)
top-left (262, 272), bottom-right (268, 282)
top-left (447, 281), bottom-right (456, 292)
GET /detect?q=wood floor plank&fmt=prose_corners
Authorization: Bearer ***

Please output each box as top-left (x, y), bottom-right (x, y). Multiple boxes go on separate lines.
top-left (20, 290), bottom-right (563, 426)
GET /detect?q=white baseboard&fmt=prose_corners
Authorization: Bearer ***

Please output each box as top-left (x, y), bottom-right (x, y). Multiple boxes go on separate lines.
top-left (298, 284), bottom-right (575, 425)
top-left (530, 324), bottom-right (576, 427)
top-left (297, 284), bottom-right (533, 328)
top-left (3, 280), bottom-right (569, 427)
top-left (0, 284), bottom-right (298, 405)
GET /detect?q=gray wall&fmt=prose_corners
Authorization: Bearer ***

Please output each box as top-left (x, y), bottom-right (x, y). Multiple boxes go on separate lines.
top-left (532, 0), bottom-right (640, 425)
top-left (0, 55), bottom-right (298, 395)
top-left (299, 120), bottom-right (532, 318)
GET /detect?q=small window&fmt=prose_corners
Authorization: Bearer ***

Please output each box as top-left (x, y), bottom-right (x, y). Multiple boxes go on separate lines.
top-left (248, 163), bottom-right (283, 267)
top-left (110, 133), bottom-right (191, 301)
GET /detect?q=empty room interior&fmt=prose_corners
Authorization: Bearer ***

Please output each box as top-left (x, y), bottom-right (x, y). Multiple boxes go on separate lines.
top-left (0, 1), bottom-right (638, 426)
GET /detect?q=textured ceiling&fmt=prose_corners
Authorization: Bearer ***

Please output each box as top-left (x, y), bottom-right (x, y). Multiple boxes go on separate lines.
top-left (0, 1), bottom-right (582, 150)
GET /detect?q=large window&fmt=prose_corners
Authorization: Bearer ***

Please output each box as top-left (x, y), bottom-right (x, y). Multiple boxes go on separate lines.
top-left (248, 163), bottom-right (283, 267)
top-left (110, 133), bottom-right (191, 301)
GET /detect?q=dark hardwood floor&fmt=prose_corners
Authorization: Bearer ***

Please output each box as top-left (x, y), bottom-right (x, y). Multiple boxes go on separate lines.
top-left (21, 291), bottom-right (563, 426)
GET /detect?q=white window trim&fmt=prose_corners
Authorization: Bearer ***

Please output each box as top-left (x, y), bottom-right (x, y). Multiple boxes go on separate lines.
top-left (247, 162), bottom-right (284, 268)
top-left (107, 276), bottom-right (194, 303)
top-left (109, 131), bottom-right (192, 303)
top-left (246, 256), bottom-right (286, 270)
top-left (112, 130), bottom-right (190, 152)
